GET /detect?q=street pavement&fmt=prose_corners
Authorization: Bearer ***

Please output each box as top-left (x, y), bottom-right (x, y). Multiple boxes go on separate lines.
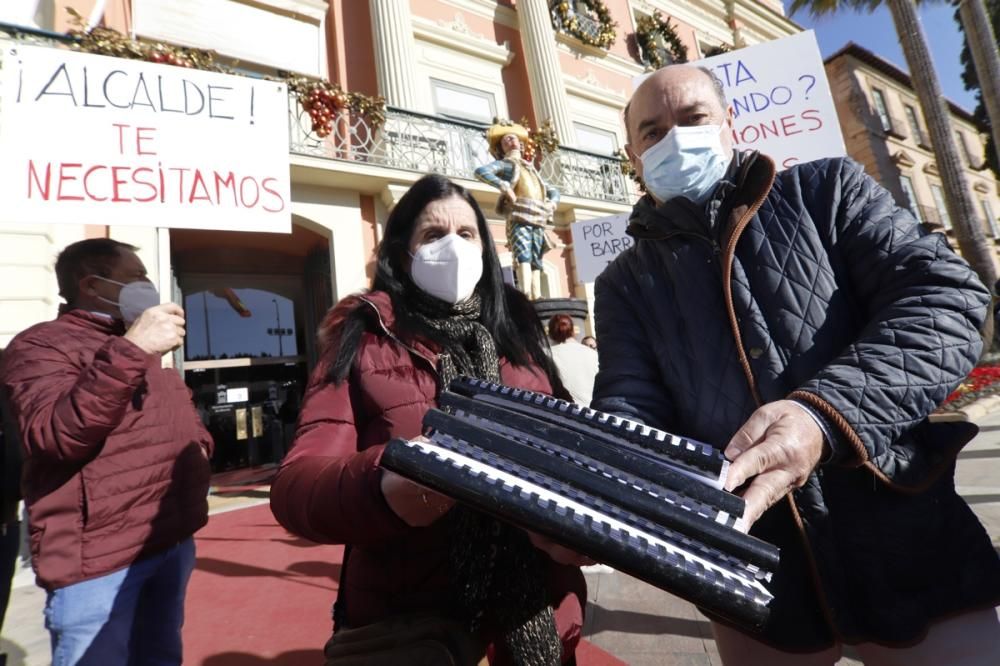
top-left (3, 409), bottom-right (999, 665)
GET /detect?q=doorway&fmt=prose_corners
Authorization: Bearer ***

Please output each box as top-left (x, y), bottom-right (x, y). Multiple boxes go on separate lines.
top-left (170, 222), bottom-right (332, 472)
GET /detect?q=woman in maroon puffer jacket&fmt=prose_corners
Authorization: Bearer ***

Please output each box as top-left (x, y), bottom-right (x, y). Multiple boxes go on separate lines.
top-left (270, 175), bottom-right (587, 665)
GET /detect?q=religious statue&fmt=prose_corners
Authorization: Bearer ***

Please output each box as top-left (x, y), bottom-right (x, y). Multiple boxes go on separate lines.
top-left (474, 120), bottom-right (560, 300)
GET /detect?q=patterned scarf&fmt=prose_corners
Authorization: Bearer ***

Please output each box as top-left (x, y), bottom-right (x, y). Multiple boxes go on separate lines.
top-left (407, 287), bottom-right (562, 666)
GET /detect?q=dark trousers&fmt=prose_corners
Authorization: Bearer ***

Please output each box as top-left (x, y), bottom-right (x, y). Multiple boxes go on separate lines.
top-left (0, 520), bottom-right (19, 635)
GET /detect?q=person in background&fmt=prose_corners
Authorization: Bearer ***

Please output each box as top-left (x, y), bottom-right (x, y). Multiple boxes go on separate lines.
top-left (580, 336), bottom-right (597, 351)
top-left (270, 175), bottom-right (588, 665)
top-left (0, 351), bottom-right (21, 666)
top-left (0, 239), bottom-right (213, 666)
top-left (594, 64), bottom-right (1000, 664)
top-left (546, 315), bottom-right (599, 406)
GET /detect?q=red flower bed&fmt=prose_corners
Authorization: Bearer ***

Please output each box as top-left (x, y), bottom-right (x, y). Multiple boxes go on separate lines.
top-left (944, 363), bottom-right (1000, 404)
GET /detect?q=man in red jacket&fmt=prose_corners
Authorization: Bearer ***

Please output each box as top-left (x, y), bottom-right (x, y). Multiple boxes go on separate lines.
top-left (0, 238), bottom-right (212, 666)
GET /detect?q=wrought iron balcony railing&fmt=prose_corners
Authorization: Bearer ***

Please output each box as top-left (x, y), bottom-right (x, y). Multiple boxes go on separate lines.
top-left (289, 103), bottom-right (494, 181)
top-left (288, 97), bottom-right (633, 204)
top-left (538, 146), bottom-right (631, 204)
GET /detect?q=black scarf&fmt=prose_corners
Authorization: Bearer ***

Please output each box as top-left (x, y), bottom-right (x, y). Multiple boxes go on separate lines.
top-left (407, 288), bottom-right (500, 389)
top-left (407, 288), bottom-right (562, 666)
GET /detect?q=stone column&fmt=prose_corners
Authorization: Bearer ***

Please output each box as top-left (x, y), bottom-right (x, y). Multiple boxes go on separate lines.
top-left (517, 0), bottom-right (576, 145)
top-left (369, 0), bottom-right (420, 110)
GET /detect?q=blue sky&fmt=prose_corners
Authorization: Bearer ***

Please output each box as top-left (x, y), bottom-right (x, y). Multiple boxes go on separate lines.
top-left (783, 1), bottom-right (979, 112)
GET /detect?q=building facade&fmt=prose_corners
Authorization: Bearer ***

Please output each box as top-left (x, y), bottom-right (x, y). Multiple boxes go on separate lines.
top-left (0, 0), bottom-right (799, 469)
top-left (824, 43), bottom-right (1000, 269)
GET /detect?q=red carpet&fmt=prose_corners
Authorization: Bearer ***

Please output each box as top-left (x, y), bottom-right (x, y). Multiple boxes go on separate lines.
top-left (183, 503), bottom-right (625, 665)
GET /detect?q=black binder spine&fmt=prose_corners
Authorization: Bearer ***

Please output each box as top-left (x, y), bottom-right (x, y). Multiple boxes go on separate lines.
top-left (437, 391), bottom-right (746, 519)
top-left (448, 377), bottom-right (726, 481)
top-left (424, 409), bottom-right (778, 571)
top-left (380, 438), bottom-right (771, 630)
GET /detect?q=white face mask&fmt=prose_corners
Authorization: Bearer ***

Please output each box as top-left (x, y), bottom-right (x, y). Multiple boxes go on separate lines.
top-left (640, 124), bottom-right (732, 204)
top-left (92, 275), bottom-right (161, 323)
top-left (409, 234), bottom-right (483, 304)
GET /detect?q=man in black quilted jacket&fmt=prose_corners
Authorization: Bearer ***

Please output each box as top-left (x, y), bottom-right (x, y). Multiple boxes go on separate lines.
top-left (593, 64), bottom-right (1000, 664)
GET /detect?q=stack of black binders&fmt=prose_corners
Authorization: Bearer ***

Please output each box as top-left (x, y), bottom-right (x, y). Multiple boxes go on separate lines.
top-left (380, 377), bottom-right (779, 631)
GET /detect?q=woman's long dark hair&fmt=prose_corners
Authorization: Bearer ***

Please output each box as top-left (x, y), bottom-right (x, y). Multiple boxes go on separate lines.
top-left (329, 174), bottom-right (562, 393)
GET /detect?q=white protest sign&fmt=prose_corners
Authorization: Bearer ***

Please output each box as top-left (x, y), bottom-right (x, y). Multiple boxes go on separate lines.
top-left (0, 43), bottom-right (291, 232)
top-left (571, 31), bottom-right (846, 285)
top-left (698, 30), bottom-right (845, 169)
top-left (570, 213), bottom-right (631, 284)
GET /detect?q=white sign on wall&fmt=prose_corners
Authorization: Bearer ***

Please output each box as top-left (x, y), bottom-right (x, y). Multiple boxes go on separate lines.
top-left (225, 387), bottom-right (249, 404)
top-left (698, 30), bottom-right (845, 170)
top-left (0, 44), bottom-right (292, 232)
top-left (572, 31), bottom-right (847, 284)
top-left (570, 213), bottom-right (631, 284)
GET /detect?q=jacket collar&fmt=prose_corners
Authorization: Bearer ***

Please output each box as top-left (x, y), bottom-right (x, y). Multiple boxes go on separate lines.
top-left (58, 307), bottom-right (126, 336)
top-left (627, 150), bottom-right (774, 242)
top-left (319, 290), bottom-right (441, 363)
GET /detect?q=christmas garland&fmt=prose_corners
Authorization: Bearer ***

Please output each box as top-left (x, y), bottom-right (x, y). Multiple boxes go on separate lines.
top-left (64, 8), bottom-right (385, 138)
top-left (702, 43), bottom-right (732, 58)
top-left (551, 1), bottom-right (617, 50)
top-left (66, 7), bottom-right (224, 71)
top-left (634, 11), bottom-right (688, 69)
top-left (523, 117), bottom-right (560, 163)
top-left (287, 77), bottom-right (386, 138)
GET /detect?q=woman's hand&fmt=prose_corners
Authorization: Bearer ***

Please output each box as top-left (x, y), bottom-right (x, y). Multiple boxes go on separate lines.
top-left (379, 468), bottom-right (455, 527)
top-left (526, 531), bottom-right (597, 567)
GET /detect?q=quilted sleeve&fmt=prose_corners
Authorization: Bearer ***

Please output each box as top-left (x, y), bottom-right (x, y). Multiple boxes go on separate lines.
top-left (788, 159), bottom-right (990, 482)
top-left (591, 261), bottom-right (677, 428)
top-left (1, 334), bottom-right (148, 464)
top-left (269, 339), bottom-right (408, 546)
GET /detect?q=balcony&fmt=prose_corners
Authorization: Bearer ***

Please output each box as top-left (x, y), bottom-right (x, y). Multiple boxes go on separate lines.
top-left (288, 97), bottom-right (633, 205)
top-left (539, 146), bottom-right (632, 204)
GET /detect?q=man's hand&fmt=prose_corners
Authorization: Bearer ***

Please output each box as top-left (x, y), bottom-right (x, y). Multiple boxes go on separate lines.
top-left (124, 303), bottom-right (186, 355)
top-left (380, 468), bottom-right (455, 527)
top-left (723, 400), bottom-right (825, 527)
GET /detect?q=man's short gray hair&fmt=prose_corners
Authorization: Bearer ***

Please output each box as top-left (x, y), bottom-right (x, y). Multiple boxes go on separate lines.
top-left (623, 65), bottom-right (729, 144)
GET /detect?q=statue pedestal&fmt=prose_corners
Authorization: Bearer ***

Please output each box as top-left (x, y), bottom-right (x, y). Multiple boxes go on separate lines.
top-left (532, 297), bottom-right (589, 340)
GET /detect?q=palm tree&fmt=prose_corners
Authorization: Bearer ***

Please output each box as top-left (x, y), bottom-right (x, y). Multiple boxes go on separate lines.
top-left (956, 0), bottom-right (1000, 174)
top-left (791, 0), bottom-right (997, 304)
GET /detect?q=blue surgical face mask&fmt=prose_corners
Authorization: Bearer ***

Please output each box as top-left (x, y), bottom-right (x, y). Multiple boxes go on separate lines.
top-left (640, 124), bottom-right (732, 205)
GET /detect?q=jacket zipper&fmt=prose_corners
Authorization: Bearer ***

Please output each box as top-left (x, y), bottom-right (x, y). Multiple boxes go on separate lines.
top-left (358, 297), bottom-right (441, 379)
top-left (715, 170), bottom-right (848, 642)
